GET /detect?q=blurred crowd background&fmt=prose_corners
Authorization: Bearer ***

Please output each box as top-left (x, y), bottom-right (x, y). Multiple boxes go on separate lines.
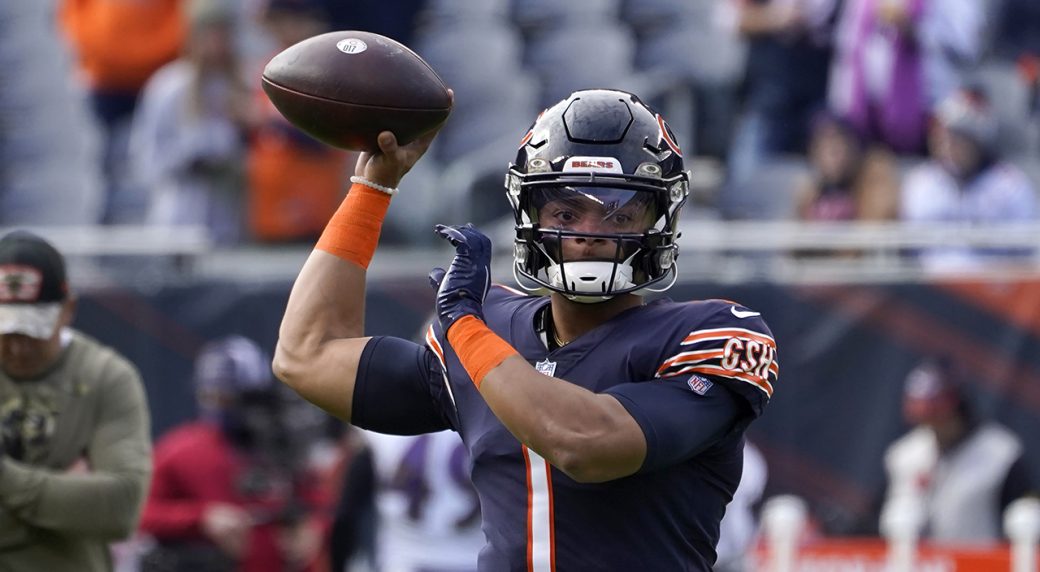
top-left (4, 0), bottom-right (1040, 260)
top-left (2, 0), bottom-right (1040, 571)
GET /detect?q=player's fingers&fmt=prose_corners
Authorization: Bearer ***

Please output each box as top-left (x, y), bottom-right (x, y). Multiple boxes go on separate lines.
top-left (353, 151), bottom-right (373, 177)
top-left (377, 131), bottom-right (398, 155)
top-left (434, 224), bottom-right (466, 246)
top-left (428, 267), bottom-right (446, 289)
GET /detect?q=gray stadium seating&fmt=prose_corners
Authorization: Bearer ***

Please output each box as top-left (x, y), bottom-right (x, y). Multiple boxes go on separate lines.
top-left (511, 0), bottom-right (621, 31)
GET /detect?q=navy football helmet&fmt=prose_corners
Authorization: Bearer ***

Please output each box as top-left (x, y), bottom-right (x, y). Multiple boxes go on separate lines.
top-left (505, 89), bottom-right (689, 302)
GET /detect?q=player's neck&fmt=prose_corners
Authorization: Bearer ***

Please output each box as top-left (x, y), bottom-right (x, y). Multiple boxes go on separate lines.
top-left (549, 293), bottom-right (643, 346)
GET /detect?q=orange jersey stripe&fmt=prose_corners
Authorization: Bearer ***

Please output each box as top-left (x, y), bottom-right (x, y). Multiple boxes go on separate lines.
top-left (656, 349), bottom-right (726, 376)
top-left (661, 357), bottom-right (777, 380)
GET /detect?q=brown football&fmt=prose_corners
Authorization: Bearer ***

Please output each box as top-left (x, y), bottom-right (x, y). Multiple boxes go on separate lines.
top-left (261, 30), bottom-right (452, 152)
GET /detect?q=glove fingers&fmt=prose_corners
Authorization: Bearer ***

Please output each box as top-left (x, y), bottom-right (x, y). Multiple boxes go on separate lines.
top-left (428, 267), bottom-right (446, 290)
top-left (434, 224), bottom-right (466, 247)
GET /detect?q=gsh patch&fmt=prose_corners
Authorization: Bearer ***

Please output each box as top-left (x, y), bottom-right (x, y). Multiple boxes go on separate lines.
top-left (687, 374), bottom-right (714, 395)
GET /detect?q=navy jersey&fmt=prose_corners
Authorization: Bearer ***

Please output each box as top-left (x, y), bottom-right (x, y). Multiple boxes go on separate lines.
top-left (355, 285), bottom-right (777, 571)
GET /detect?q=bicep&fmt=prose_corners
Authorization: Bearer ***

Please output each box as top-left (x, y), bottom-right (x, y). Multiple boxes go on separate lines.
top-left (606, 377), bottom-right (749, 473)
top-left (278, 336), bottom-right (370, 420)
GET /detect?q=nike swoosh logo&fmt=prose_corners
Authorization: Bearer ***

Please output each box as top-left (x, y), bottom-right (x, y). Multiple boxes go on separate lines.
top-left (731, 307), bottom-right (761, 319)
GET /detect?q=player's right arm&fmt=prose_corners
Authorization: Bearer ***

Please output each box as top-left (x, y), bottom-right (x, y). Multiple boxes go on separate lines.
top-left (273, 129), bottom-right (440, 421)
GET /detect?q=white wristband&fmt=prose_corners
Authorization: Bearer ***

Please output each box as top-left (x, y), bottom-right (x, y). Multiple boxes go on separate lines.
top-left (350, 176), bottom-right (399, 196)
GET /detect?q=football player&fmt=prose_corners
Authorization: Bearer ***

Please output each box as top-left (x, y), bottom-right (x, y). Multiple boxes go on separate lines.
top-left (274, 89), bottom-right (778, 570)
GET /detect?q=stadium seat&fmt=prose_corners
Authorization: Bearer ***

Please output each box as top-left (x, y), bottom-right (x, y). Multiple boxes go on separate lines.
top-left (419, 0), bottom-right (511, 25)
top-left (433, 71), bottom-right (541, 163)
top-left (973, 62), bottom-right (1036, 156)
top-left (413, 20), bottom-right (525, 89)
top-left (636, 23), bottom-right (747, 87)
top-left (511, 0), bottom-right (621, 32)
top-left (412, 20), bottom-right (533, 157)
top-left (620, 0), bottom-right (716, 33)
top-left (720, 155), bottom-right (812, 220)
top-left (524, 23), bottom-right (644, 106)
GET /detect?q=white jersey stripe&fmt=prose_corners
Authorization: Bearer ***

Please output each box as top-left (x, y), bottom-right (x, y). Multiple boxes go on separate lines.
top-left (523, 446), bottom-right (555, 572)
top-left (425, 325), bottom-right (458, 410)
top-left (680, 328), bottom-right (776, 347)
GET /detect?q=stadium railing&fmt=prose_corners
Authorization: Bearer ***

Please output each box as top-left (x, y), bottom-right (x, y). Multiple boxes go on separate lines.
top-left (3, 221), bottom-right (1040, 286)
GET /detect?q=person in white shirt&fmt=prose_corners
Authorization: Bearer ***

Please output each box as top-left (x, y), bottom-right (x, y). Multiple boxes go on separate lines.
top-left (342, 430), bottom-right (484, 572)
top-left (901, 86), bottom-right (1038, 271)
top-left (128, 0), bottom-right (254, 243)
top-left (881, 357), bottom-right (1036, 544)
top-left (714, 440), bottom-right (768, 572)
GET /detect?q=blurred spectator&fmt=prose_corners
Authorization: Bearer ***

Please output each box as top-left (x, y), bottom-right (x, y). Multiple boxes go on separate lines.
top-left (247, 0), bottom-right (352, 243)
top-left (0, 230), bottom-right (152, 571)
top-left (795, 111), bottom-right (900, 223)
top-left (726, 0), bottom-right (839, 189)
top-left (881, 357), bottom-right (1037, 544)
top-left (59, 0), bottom-right (186, 223)
top-left (829, 0), bottom-right (986, 154)
top-left (365, 430), bottom-right (482, 572)
top-left (0, 0), bottom-right (104, 225)
top-left (901, 86), bottom-right (1038, 271)
top-left (714, 440), bottom-right (768, 572)
top-left (139, 336), bottom-right (324, 572)
top-left (128, 0), bottom-right (254, 244)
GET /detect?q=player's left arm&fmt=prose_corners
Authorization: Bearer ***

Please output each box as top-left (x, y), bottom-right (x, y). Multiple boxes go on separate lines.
top-left (433, 226), bottom-right (763, 483)
top-left (481, 345), bottom-right (758, 483)
top-left (0, 360), bottom-right (152, 539)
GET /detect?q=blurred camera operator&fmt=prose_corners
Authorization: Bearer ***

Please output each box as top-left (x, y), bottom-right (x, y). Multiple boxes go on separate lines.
top-left (139, 335), bottom-right (324, 571)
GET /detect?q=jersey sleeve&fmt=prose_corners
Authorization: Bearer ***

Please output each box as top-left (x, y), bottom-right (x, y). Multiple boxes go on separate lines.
top-left (605, 377), bottom-right (748, 473)
top-left (653, 302), bottom-right (778, 417)
top-left (352, 336), bottom-right (456, 434)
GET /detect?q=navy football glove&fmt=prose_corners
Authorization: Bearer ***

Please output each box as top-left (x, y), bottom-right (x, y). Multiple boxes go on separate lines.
top-left (430, 224), bottom-right (492, 331)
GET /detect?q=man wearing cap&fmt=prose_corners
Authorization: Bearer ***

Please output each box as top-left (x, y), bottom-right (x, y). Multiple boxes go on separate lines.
top-left (881, 358), bottom-right (1036, 544)
top-left (0, 230), bottom-right (152, 571)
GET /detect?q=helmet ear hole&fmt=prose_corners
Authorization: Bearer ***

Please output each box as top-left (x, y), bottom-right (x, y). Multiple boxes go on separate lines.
top-left (513, 243), bottom-right (529, 266)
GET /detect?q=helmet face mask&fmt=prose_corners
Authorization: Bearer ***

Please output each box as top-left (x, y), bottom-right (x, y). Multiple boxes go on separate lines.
top-left (506, 89), bottom-right (689, 302)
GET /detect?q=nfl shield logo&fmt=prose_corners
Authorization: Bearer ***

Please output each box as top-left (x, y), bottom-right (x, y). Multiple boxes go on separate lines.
top-left (687, 374), bottom-right (714, 395)
top-left (535, 360), bottom-right (557, 377)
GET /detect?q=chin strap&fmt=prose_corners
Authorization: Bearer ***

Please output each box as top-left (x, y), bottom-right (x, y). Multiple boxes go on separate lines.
top-left (638, 265), bottom-right (678, 295)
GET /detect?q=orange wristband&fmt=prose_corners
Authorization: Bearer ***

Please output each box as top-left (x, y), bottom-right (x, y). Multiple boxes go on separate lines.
top-left (447, 315), bottom-right (520, 389)
top-left (315, 183), bottom-right (391, 269)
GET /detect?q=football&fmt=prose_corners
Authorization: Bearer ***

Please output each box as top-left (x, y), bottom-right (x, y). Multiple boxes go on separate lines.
top-left (261, 30), bottom-right (452, 152)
